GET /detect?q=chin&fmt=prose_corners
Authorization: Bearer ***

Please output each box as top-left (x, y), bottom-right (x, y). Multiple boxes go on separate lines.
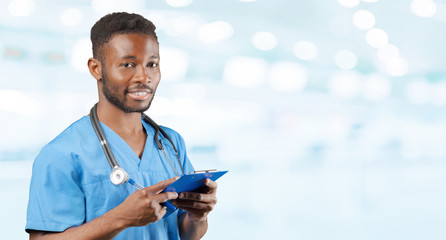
top-left (123, 102), bottom-right (151, 113)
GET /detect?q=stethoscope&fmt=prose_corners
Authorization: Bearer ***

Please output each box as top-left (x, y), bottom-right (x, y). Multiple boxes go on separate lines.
top-left (89, 103), bottom-right (185, 186)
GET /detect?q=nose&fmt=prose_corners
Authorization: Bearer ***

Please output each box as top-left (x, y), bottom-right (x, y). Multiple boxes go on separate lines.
top-left (134, 65), bottom-right (151, 83)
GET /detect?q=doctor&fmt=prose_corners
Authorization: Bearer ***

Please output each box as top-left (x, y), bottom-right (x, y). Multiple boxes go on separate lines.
top-left (26, 12), bottom-right (217, 239)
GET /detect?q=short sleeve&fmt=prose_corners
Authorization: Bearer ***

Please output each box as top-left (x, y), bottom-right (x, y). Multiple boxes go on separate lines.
top-left (26, 144), bottom-right (85, 233)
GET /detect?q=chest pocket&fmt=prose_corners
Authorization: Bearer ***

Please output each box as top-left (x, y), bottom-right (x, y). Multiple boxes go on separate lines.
top-left (83, 178), bottom-right (131, 222)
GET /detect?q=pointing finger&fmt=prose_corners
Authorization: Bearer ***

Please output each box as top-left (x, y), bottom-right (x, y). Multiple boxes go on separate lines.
top-left (145, 177), bottom-right (179, 194)
top-left (153, 191), bottom-right (179, 203)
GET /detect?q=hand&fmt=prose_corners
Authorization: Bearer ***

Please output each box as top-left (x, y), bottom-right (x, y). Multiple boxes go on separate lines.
top-left (170, 178), bottom-right (218, 222)
top-left (114, 177), bottom-right (179, 227)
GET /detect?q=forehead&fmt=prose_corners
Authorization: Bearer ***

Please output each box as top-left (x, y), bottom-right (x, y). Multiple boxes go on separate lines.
top-left (103, 33), bottom-right (159, 59)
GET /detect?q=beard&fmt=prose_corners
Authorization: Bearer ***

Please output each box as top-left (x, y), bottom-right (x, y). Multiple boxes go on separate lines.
top-left (101, 69), bottom-right (153, 113)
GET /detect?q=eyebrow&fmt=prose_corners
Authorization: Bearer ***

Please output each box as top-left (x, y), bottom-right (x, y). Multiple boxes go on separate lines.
top-left (119, 55), bottom-right (159, 60)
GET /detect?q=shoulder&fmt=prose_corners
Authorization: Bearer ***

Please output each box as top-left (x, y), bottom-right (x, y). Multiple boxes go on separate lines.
top-left (159, 125), bottom-right (186, 144)
top-left (34, 116), bottom-right (92, 166)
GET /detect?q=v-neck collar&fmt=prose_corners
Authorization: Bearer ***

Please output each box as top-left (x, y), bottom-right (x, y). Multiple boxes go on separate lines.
top-left (97, 116), bottom-right (156, 171)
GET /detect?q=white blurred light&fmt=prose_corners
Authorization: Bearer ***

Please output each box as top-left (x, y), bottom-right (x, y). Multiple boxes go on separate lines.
top-left (166, 0), bottom-right (193, 7)
top-left (71, 38), bottom-right (91, 73)
top-left (164, 15), bottom-right (198, 36)
top-left (171, 83), bottom-right (208, 100)
top-left (251, 31), bottom-right (278, 51)
top-left (146, 12), bottom-right (167, 30)
top-left (353, 10), bottom-right (376, 29)
top-left (148, 97), bottom-right (171, 116)
top-left (293, 41), bottom-right (318, 60)
top-left (334, 50), bottom-right (358, 70)
top-left (198, 21), bottom-right (234, 43)
top-left (159, 47), bottom-right (189, 81)
top-left (8, 0), bottom-right (36, 17)
top-left (432, 3), bottom-right (446, 23)
top-left (92, 0), bottom-right (116, 13)
top-left (366, 28), bottom-right (389, 48)
top-left (268, 61), bottom-right (309, 92)
top-left (171, 98), bottom-right (198, 117)
top-left (60, 8), bottom-right (84, 26)
top-left (377, 44), bottom-right (399, 63)
top-left (338, 0), bottom-right (360, 8)
top-left (406, 80), bottom-right (430, 104)
top-left (0, 90), bottom-right (41, 117)
top-left (92, 0), bottom-right (143, 13)
top-left (329, 71), bottom-right (361, 98)
top-left (363, 74), bottom-right (391, 101)
top-left (411, 0), bottom-right (437, 18)
top-left (223, 56), bottom-right (268, 88)
top-left (386, 57), bottom-right (408, 77)
top-left (432, 82), bottom-right (446, 106)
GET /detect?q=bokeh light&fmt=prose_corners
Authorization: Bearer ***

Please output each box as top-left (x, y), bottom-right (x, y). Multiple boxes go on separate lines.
top-left (166, 0), bottom-right (193, 7)
top-left (362, 74), bottom-right (391, 101)
top-left (411, 0), bottom-right (437, 18)
top-left (386, 57), bottom-right (408, 77)
top-left (353, 10), bottom-right (376, 30)
top-left (159, 47), bottom-right (190, 81)
top-left (198, 21), bottom-right (234, 43)
top-left (223, 56), bottom-right (267, 88)
top-left (70, 38), bottom-right (91, 73)
top-left (366, 28), bottom-right (389, 48)
top-left (293, 41), bottom-right (318, 60)
top-left (268, 61), bottom-right (308, 92)
top-left (251, 31), bottom-right (278, 51)
top-left (328, 70), bottom-right (361, 98)
top-left (377, 43), bottom-right (399, 63)
top-left (334, 50), bottom-right (358, 70)
top-left (59, 8), bottom-right (84, 27)
top-left (8, 0), bottom-right (36, 17)
top-left (338, 0), bottom-right (360, 8)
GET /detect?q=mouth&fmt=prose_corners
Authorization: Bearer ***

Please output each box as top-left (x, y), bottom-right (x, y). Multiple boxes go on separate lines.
top-left (127, 88), bottom-right (153, 100)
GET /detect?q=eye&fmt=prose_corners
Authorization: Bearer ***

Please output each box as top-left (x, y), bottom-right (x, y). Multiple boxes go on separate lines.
top-left (147, 62), bottom-right (158, 68)
top-left (121, 62), bottom-right (135, 68)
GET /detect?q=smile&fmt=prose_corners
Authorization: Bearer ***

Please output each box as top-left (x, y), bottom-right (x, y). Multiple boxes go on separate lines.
top-left (131, 91), bottom-right (149, 96)
top-left (127, 90), bottom-right (152, 100)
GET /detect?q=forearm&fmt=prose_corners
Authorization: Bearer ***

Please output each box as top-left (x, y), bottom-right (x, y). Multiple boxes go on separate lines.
top-left (30, 208), bottom-right (128, 240)
top-left (178, 212), bottom-right (208, 240)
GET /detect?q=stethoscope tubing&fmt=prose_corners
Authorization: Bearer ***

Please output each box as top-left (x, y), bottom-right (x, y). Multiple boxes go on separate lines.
top-left (89, 103), bottom-right (185, 186)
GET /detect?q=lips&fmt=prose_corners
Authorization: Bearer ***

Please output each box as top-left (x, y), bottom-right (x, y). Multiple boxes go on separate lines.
top-left (127, 87), bottom-right (153, 100)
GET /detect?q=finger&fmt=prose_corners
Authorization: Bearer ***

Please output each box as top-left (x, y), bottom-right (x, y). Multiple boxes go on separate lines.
top-left (172, 201), bottom-right (214, 212)
top-left (178, 192), bottom-right (216, 203)
top-left (153, 191), bottom-right (179, 203)
top-left (204, 179), bottom-right (218, 190)
top-left (145, 177), bottom-right (180, 194)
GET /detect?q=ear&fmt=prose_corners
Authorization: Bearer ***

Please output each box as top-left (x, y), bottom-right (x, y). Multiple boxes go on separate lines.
top-left (88, 57), bottom-right (102, 81)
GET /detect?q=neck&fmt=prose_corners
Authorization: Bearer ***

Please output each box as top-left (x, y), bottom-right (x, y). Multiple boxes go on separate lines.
top-left (96, 101), bottom-right (143, 135)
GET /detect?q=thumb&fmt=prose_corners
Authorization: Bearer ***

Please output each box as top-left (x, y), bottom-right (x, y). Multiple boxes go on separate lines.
top-left (145, 176), bottom-right (179, 194)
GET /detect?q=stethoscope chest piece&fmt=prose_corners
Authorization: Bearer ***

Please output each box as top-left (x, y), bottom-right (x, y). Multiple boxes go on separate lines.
top-left (110, 166), bottom-right (129, 185)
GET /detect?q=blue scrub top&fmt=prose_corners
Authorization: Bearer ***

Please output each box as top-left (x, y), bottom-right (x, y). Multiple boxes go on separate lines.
top-left (26, 116), bottom-right (194, 239)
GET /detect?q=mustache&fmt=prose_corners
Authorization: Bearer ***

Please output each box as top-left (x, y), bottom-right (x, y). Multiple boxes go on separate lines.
top-left (126, 84), bottom-right (153, 93)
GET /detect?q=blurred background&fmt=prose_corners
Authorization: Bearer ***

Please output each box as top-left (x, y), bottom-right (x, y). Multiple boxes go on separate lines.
top-left (1, 0), bottom-right (446, 239)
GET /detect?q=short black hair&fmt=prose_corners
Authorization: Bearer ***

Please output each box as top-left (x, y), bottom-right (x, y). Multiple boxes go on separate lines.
top-left (90, 12), bottom-right (158, 62)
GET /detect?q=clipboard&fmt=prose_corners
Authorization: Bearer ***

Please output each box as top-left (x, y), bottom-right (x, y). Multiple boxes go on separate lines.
top-left (162, 170), bottom-right (228, 217)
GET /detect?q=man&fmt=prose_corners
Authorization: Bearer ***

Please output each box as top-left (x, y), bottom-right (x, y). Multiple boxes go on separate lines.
top-left (26, 12), bottom-right (218, 239)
